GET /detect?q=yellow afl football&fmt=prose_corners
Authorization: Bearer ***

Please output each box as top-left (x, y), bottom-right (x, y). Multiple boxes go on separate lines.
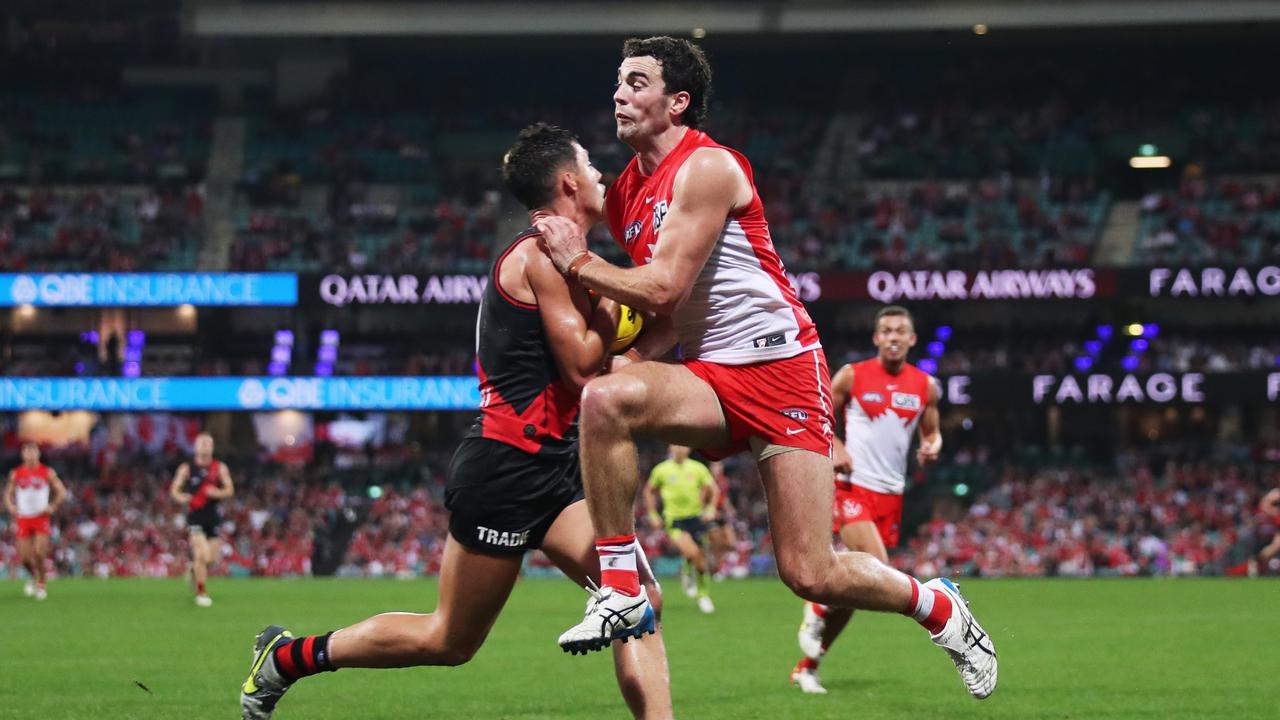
top-left (611, 304), bottom-right (644, 353)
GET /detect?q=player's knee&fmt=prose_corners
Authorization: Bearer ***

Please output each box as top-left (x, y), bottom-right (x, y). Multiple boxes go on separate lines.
top-left (430, 639), bottom-right (480, 667)
top-left (777, 554), bottom-right (828, 602)
top-left (580, 375), bottom-right (645, 431)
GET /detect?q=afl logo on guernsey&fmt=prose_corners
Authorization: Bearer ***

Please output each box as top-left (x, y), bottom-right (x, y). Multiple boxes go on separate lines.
top-left (780, 408), bottom-right (809, 422)
top-left (652, 200), bottom-right (669, 233)
top-left (624, 220), bottom-right (644, 249)
top-left (861, 391), bottom-right (885, 404)
top-left (890, 392), bottom-right (921, 411)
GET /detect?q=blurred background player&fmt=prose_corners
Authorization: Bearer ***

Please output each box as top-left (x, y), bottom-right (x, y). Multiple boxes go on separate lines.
top-left (705, 461), bottom-right (737, 577)
top-left (1259, 489), bottom-right (1280, 566)
top-left (645, 444), bottom-right (718, 613)
top-left (791, 305), bottom-right (942, 694)
top-left (169, 432), bottom-right (234, 607)
top-left (239, 124), bottom-right (673, 720)
top-left (4, 442), bottom-right (66, 600)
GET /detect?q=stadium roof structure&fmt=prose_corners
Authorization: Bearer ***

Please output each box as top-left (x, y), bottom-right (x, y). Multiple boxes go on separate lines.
top-left (191, 0), bottom-right (1280, 37)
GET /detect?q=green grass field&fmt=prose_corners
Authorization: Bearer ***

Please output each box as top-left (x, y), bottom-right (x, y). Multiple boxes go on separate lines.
top-left (3, 577), bottom-right (1276, 719)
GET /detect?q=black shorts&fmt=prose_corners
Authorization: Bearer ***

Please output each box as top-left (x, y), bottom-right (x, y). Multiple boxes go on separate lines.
top-left (669, 516), bottom-right (708, 544)
top-left (186, 508), bottom-right (221, 538)
top-left (446, 437), bottom-right (583, 557)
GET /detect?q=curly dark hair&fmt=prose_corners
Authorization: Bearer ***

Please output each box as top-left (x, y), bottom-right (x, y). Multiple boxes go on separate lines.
top-left (501, 122), bottom-right (579, 211)
top-left (622, 36), bottom-right (713, 129)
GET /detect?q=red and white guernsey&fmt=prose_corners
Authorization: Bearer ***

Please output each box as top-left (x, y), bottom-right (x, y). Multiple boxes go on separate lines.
top-left (13, 463), bottom-right (52, 518)
top-left (845, 359), bottom-right (931, 495)
top-left (606, 129), bottom-right (819, 365)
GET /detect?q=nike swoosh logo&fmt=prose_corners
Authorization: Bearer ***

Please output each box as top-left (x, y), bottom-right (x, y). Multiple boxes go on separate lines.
top-left (645, 196), bottom-right (654, 203)
top-left (786, 428), bottom-right (805, 435)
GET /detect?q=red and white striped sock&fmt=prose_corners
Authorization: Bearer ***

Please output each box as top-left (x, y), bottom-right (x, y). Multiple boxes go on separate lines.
top-left (903, 576), bottom-right (952, 635)
top-left (809, 602), bottom-right (828, 618)
top-left (596, 534), bottom-right (641, 596)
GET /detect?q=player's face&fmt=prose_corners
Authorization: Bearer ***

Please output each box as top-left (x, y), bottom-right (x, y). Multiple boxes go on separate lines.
top-left (195, 435), bottom-right (213, 457)
top-left (614, 56), bottom-right (675, 143)
top-left (874, 315), bottom-right (916, 363)
top-left (570, 143), bottom-right (606, 219)
top-left (21, 445), bottom-right (38, 465)
top-left (669, 445), bottom-right (691, 462)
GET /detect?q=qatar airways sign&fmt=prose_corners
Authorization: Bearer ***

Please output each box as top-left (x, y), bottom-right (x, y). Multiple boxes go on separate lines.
top-left (1149, 266), bottom-right (1280, 298)
top-left (316, 274), bottom-right (487, 306)
top-left (866, 269), bottom-right (1096, 303)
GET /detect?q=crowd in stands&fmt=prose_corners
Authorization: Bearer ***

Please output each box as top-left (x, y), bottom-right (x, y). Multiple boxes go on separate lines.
top-left (3, 422), bottom-right (1275, 580)
top-left (894, 456), bottom-right (1279, 578)
top-left (0, 184), bottom-right (204, 272)
top-left (1138, 175), bottom-right (1280, 265)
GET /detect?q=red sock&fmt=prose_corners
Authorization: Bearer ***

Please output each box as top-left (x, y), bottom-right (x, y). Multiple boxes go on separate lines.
top-left (796, 656), bottom-right (820, 672)
top-left (903, 576), bottom-right (953, 635)
top-left (595, 534), bottom-right (640, 596)
top-left (809, 602), bottom-right (828, 618)
top-left (196, 580), bottom-right (206, 595)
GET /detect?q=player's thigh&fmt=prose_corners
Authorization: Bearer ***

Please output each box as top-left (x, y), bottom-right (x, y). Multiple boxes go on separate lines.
top-left (758, 449), bottom-right (835, 573)
top-left (16, 536), bottom-right (33, 558)
top-left (433, 536), bottom-right (524, 651)
top-left (839, 521), bottom-right (888, 564)
top-left (583, 361), bottom-right (730, 449)
top-left (33, 533), bottom-right (51, 557)
top-left (188, 531), bottom-right (209, 560)
top-left (205, 537), bottom-right (223, 564)
top-left (540, 500), bottom-right (658, 589)
top-left (670, 530), bottom-right (702, 561)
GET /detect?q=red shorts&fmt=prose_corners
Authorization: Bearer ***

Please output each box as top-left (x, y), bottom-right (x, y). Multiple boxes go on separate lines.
top-left (832, 481), bottom-right (902, 548)
top-left (684, 348), bottom-right (833, 461)
top-left (15, 514), bottom-right (51, 540)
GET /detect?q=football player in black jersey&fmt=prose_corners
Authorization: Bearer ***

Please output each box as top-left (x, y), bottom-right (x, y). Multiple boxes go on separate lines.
top-left (240, 124), bottom-right (673, 720)
top-left (169, 432), bottom-right (234, 607)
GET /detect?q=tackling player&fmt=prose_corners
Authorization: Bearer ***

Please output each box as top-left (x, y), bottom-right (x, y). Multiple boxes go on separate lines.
top-left (5, 442), bottom-right (66, 600)
top-left (1260, 488), bottom-right (1280, 565)
top-left (644, 445), bottom-right (718, 613)
top-left (239, 124), bottom-right (673, 720)
top-left (791, 305), bottom-right (942, 694)
top-left (169, 432), bottom-right (234, 607)
top-left (538, 36), bottom-right (995, 699)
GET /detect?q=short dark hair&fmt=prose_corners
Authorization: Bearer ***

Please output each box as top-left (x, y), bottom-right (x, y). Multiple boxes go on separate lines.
top-left (876, 305), bottom-right (914, 327)
top-left (501, 123), bottom-right (580, 211)
top-left (622, 36), bottom-right (713, 129)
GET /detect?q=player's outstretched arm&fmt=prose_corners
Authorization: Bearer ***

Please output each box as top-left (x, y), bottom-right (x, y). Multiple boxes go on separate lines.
top-left (169, 464), bottom-right (191, 504)
top-left (527, 237), bottom-right (620, 393)
top-left (537, 147), bottom-right (750, 315)
top-left (916, 377), bottom-right (943, 467)
top-left (831, 364), bottom-right (855, 475)
top-left (46, 470), bottom-right (67, 513)
top-left (209, 464), bottom-right (235, 500)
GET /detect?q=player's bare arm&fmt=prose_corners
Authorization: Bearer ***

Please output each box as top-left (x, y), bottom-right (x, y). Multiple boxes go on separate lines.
top-left (701, 478), bottom-right (719, 522)
top-left (46, 471), bottom-right (67, 513)
top-left (3, 471), bottom-right (15, 516)
top-left (831, 364), bottom-right (855, 474)
top-left (208, 464), bottom-right (235, 500)
top-left (538, 147), bottom-right (751, 314)
top-left (643, 482), bottom-right (663, 530)
top-left (170, 463), bottom-right (192, 504)
top-left (916, 378), bottom-right (942, 467)
top-left (525, 235), bottom-right (620, 392)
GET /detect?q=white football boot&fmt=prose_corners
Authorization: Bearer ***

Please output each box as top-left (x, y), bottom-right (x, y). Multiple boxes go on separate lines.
top-left (925, 578), bottom-right (998, 699)
top-left (558, 583), bottom-right (656, 655)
